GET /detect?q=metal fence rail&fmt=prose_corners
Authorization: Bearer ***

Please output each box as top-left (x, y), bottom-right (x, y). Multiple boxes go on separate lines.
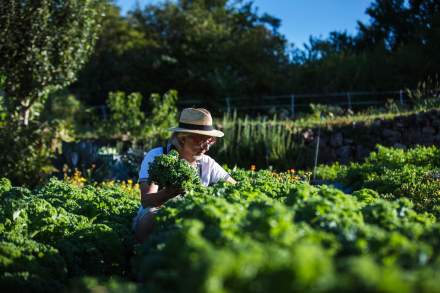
top-left (90, 89), bottom-right (439, 118)
top-left (178, 89), bottom-right (408, 116)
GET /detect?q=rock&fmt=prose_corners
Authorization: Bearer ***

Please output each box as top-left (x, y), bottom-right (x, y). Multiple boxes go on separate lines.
top-left (381, 120), bottom-right (392, 128)
top-left (355, 145), bottom-right (370, 161)
top-left (420, 135), bottom-right (435, 145)
top-left (330, 132), bottom-right (343, 147)
top-left (432, 120), bottom-right (440, 129)
top-left (319, 136), bottom-right (328, 147)
top-left (393, 143), bottom-right (407, 149)
top-left (336, 145), bottom-right (352, 163)
top-left (372, 119), bottom-right (382, 127)
top-left (382, 128), bottom-right (401, 143)
top-left (407, 114), bottom-right (417, 125)
top-left (422, 126), bottom-right (436, 135)
top-left (416, 113), bottom-right (428, 126)
top-left (406, 129), bottom-right (422, 144)
top-left (354, 121), bottom-right (365, 129)
top-left (318, 146), bottom-right (335, 163)
top-left (297, 110), bottom-right (440, 166)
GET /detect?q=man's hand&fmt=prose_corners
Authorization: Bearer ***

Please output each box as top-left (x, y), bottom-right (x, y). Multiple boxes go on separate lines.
top-left (140, 182), bottom-right (185, 208)
top-left (162, 186), bottom-right (186, 198)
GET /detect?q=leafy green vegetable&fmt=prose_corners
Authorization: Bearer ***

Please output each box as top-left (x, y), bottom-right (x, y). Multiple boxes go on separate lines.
top-left (147, 150), bottom-right (202, 190)
top-left (1, 146), bottom-right (440, 292)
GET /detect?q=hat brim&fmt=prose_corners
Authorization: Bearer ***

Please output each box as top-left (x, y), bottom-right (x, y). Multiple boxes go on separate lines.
top-left (168, 127), bottom-right (224, 137)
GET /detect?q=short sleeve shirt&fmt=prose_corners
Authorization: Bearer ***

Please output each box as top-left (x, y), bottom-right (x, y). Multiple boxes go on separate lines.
top-left (138, 146), bottom-right (230, 187)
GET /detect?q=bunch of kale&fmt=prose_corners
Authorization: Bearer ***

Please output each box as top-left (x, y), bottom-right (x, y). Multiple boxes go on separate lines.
top-left (148, 150), bottom-right (201, 190)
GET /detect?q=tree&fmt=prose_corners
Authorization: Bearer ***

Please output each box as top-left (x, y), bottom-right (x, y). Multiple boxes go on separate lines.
top-left (130, 0), bottom-right (290, 101)
top-left (0, 0), bottom-right (103, 125)
top-left (72, 3), bottom-right (153, 105)
top-left (355, 0), bottom-right (440, 88)
top-left (73, 0), bottom-right (290, 107)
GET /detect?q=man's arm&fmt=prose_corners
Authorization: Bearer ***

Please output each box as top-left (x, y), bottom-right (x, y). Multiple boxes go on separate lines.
top-left (225, 176), bottom-right (237, 184)
top-left (208, 156), bottom-right (237, 185)
top-left (140, 182), bottom-right (183, 208)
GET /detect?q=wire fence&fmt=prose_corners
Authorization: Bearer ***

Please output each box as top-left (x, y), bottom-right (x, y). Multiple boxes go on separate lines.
top-left (177, 90), bottom-right (408, 117)
top-left (90, 89), bottom-right (425, 119)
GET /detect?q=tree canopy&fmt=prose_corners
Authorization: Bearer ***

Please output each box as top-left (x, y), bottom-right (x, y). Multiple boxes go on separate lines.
top-left (0, 0), bottom-right (103, 124)
top-left (72, 0), bottom-right (290, 106)
top-left (71, 0), bottom-right (440, 108)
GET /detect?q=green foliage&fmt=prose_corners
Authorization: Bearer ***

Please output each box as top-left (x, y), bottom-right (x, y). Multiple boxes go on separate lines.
top-left (0, 178), bottom-right (12, 195)
top-left (105, 90), bottom-right (178, 142)
top-left (60, 0), bottom-right (440, 116)
top-left (334, 256), bottom-right (412, 292)
top-left (133, 167), bottom-right (440, 292)
top-left (0, 121), bottom-right (56, 187)
top-left (309, 103), bottom-right (344, 118)
top-left (147, 90), bottom-right (178, 140)
top-left (70, 0), bottom-right (440, 111)
top-left (315, 145), bottom-right (440, 216)
top-left (74, 0), bottom-right (290, 105)
top-left (66, 276), bottom-right (139, 293)
top-left (148, 150), bottom-right (202, 190)
top-left (212, 112), bottom-right (303, 170)
top-left (0, 238), bottom-right (66, 292)
top-left (70, 3), bottom-right (154, 102)
top-left (41, 91), bottom-right (83, 124)
top-left (107, 91), bottom-right (146, 138)
top-left (0, 93), bottom-right (8, 122)
top-left (0, 177), bottom-right (139, 291)
top-left (351, 188), bottom-right (380, 205)
top-left (1, 159), bottom-right (440, 291)
top-left (39, 91), bottom-right (86, 142)
top-left (0, 0), bottom-right (102, 124)
top-left (405, 75), bottom-right (440, 111)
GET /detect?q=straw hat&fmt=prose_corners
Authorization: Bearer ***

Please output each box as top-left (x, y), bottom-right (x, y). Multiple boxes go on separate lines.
top-left (168, 108), bottom-right (224, 137)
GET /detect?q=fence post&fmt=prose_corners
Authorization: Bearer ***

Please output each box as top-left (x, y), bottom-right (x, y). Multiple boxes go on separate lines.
top-left (225, 97), bottom-right (231, 113)
top-left (399, 89), bottom-right (404, 105)
top-left (100, 105), bottom-right (107, 119)
top-left (290, 95), bottom-right (295, 118)
top-left (312, 113), bottom-right (323, 182)
top-left (346, 92), bottom-right (352, 110)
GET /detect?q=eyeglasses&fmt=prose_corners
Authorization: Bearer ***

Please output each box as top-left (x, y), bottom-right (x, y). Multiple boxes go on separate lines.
top-left (187, 134), bottom-right (216, 146)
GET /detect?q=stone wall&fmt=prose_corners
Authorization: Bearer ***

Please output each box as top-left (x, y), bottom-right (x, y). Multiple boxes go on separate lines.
top-left (299, 109), bottom-right (440, 165)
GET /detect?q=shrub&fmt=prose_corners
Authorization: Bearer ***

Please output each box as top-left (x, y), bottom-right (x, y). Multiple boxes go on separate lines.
top-left (0, 121), bottom-right (56, 187)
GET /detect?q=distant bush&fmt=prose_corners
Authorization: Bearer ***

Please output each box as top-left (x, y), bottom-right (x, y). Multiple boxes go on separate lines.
top-left (105, 90), bottom-right (178, 142)
top-left (0, 121), bottom-right (57, 187)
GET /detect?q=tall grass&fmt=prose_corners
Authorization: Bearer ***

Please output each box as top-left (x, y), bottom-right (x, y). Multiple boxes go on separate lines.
top-left (210, 112), bottom-right (314, 170)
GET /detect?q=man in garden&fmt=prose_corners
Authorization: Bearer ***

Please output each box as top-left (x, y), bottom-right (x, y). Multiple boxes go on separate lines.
top-left (133, 108), bottom-right (236, 243)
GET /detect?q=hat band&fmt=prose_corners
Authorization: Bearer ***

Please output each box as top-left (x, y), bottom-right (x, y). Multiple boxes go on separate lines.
top-left (178, 122), bottom-right (214, 131)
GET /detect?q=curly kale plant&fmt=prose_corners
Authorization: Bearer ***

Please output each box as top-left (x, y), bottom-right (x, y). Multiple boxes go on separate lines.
top-left (148, 150), bottom-right (201, 190)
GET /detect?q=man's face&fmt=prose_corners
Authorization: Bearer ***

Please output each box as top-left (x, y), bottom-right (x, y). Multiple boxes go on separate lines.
top-left (182, 134), bottom-right (216, 159)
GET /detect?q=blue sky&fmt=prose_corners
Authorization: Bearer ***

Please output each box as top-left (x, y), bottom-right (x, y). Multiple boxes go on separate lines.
top-left (116, 0), bottom-right (373, 49)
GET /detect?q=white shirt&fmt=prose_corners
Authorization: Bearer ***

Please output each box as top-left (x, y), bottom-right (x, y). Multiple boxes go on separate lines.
top-left (138, 145), bottom-right (230, 186)
top-left (133, 145), bottom-right (230, 230)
